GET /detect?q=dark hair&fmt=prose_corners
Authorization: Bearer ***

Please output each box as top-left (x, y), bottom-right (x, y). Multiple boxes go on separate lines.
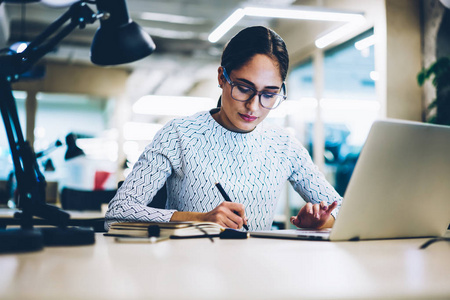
top-left (221, 26), bottom-right (289, 81)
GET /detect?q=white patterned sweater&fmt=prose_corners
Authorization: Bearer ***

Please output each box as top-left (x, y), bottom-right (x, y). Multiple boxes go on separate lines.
top-left (105, 110), bottom-right (342, 230)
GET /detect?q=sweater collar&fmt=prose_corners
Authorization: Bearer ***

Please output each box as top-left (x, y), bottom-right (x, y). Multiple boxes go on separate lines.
top-left (208, 108), bottom-right (260, 138)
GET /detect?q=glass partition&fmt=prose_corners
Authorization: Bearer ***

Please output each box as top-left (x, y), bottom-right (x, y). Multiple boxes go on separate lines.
top-left (281, 29), bottom-right (379, 227)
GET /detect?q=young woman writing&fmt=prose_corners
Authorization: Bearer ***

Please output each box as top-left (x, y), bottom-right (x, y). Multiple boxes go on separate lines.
top-left (105, 26), bottom-right (341, 231)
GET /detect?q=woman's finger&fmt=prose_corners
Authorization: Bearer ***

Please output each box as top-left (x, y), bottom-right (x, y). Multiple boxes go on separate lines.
top-left (305, 202), bottom-right (313, 215)
top-left (326, 201), bottom-right (338, 214)
top-left (222, 216), bottom-right (239, 229)
top-left (312, 203), bottom-right (320, 219)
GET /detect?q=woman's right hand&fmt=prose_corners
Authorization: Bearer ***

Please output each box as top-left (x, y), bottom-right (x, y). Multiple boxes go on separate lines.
top-left (170, 202), bottom-right (248, 229)
top-left (202, 201), bottom-right (248, 229)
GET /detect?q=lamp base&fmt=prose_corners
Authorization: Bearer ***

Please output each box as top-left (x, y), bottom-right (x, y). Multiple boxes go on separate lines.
top-left (41, 227), bottom-right (95, 246)
top-left (0, 228), bottom-right (44, 253)
top-left (0, 227), bottom-right (95, 253)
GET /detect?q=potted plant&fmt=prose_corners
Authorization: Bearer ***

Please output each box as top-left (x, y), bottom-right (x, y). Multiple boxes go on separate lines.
top-left (417, 56), bottom-right (450, 126)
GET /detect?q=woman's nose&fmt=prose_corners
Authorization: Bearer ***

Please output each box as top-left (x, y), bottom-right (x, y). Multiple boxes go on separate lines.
top-left (245, 94), bottom-right (260, 111)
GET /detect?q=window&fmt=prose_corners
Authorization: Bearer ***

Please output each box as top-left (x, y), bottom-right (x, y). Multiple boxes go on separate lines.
top-left (322, 28), bottom-right (378, 195)
top-left (283, 29), bottom-right (379, 225)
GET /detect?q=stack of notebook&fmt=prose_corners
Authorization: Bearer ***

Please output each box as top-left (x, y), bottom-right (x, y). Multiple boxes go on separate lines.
top-left (106, 221), bottom-right (223, 239)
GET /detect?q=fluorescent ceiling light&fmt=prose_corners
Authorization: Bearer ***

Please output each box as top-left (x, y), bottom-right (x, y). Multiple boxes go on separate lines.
top-left (354, 34), bottom-right (375, 50)
top-left (145, 27), bottom-right (207, 40)
top-left (315, 17), bottom-right (365, 49)
top-left (370, 71), bottom-right (379, 81)
top-left (319, 98), bottom-right (380, 111)
top-left (76, 138), bottom-right (118, 162)
top-left (140, 12), bottom-right (206, 25)
top-left (268, 98), bottom-right (318, 118)
top-left (124, 122), bottom-right (163, 141)
top-left (208, 9), bottom-right (245, 43)
top-left (40, 0), bottom-right (78, 8)
top-left (208, 6), bottom-right (365, 45)
top-left (244, 7), bottom-right (364, 22)
top-left (12, 91), bottom-right (27, 100)
top-left (133, 95), bottom-right (215, 116)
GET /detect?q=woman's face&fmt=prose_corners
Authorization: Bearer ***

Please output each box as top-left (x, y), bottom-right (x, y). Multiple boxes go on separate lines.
top-left (215, 54), bottom-right (283, 133)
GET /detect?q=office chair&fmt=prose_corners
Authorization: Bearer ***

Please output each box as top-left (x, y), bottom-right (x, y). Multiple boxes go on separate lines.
top-left (60, 188), bottom-right (117, 211)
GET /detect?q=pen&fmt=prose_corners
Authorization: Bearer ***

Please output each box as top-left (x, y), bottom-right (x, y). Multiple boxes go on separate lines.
top-left (215, 182), bottom-right (249, 231)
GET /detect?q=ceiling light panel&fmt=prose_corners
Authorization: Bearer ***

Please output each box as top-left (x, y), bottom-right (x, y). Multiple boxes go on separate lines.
top-left (140, 12), bottom-right (207, 25)
top-left (208, 5), bottom-right (365, 48)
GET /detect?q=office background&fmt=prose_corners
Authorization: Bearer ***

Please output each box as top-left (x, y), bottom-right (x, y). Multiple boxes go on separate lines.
top-left (0, 0), bottom-right (448, 227)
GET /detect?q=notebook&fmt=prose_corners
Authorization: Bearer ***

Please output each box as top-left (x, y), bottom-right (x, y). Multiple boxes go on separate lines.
top-left (106, 221), bottom-right (222, 239)
top-left (251, 119), bottom-right (450, 241)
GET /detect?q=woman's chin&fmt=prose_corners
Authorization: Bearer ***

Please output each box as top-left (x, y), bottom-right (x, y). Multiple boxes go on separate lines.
top-left (233, 122), bottom-right (256, 133)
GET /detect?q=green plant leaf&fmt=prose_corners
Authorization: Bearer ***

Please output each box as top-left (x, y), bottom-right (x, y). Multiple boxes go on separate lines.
top-left (417, 70), bottom-right (426, 86)
top-left (428, 100), bottom-right (437, 110)
top-left (418, 56), bottom-right (450, 126)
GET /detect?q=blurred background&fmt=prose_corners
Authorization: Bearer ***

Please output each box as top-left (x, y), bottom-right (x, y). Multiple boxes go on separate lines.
top-left (0, 0), bottom-right (448, 227)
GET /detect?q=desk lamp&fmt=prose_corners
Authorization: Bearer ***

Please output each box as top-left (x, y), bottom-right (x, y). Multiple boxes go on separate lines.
top-left (0, 0), bottom-right (155, 253)
top-left (64, 133), bottom-right (85, 160)
top-left (34, 133), bottom-right (84, 173)
top-left (35, 133), bottom-right (86, 161)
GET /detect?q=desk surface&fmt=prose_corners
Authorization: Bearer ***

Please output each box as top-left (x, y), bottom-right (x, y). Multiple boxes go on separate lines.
top-left (1, 232), bottom-right (450, 300)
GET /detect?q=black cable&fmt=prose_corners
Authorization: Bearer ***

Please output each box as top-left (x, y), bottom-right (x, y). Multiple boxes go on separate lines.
top-left (193, 224), bottom-right (215, 243)
top-left (419, 237), bottom-right (450, 249)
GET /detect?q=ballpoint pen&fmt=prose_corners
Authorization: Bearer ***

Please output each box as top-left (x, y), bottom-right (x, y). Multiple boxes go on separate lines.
top-left (215, 182), bottom-right (249, 231)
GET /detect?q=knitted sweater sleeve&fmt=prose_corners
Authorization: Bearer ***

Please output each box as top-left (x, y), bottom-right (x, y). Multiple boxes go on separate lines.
top-left (104, 121), bottom-right (181, 229)
top-left (287, 135), bottom-right (342, 219)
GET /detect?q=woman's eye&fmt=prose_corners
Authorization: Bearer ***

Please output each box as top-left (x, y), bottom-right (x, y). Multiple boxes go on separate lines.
top-left (262, 93), bottom-right (276, 99)
top-left (237, 85), bottom-right (253, 94)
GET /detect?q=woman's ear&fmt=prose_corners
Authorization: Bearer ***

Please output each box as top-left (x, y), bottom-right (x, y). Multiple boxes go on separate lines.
top-left (217, 66), bottom-right (225, 88)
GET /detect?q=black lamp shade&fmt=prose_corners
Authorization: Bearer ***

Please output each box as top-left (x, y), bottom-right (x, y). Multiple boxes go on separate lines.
top-left (44, 158), bottom-right (56, 172)
top-left (64, 133), bottom-right (85, 161)
top-left (90, 0), bottom-right (155, 66)
top-left (91, 21), bottom-right (155, 66)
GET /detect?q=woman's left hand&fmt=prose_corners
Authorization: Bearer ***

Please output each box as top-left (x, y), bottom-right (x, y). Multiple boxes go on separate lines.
top-left (290, 201), bottom-right (337, 229)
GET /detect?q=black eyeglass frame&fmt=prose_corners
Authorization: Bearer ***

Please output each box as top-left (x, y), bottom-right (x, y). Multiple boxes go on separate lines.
top-left (222, 67), bottom-right (287, 110)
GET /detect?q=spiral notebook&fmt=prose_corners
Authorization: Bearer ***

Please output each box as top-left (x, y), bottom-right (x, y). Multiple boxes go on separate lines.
top-left (106, 221), bottom-right (222, 239)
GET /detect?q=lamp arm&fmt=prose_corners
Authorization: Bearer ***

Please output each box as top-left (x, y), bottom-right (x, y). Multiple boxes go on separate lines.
top-left (5, 1), bottom-right (98, 78)
top-left (0, 77), bottom-right (49, 228)
top-left (0, 1), bottom-right (99, 229)
top-left (35, 140), bottom-right (62, 159)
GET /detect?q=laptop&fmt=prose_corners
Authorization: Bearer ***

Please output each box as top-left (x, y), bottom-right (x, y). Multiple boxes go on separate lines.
top-left (251, 119), bottom-right (450, 241)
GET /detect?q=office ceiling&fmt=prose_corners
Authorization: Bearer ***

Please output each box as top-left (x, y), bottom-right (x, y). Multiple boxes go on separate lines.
top-left (1, 0), bottom-right (291, 63)
top-left (0, 0), bottom-right (375, 97)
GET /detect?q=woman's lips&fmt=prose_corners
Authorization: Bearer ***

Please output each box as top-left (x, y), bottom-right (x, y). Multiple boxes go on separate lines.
top-left (239, 113), bottom-right (257, 122)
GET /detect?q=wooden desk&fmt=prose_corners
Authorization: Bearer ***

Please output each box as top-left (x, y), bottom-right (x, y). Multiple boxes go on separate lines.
top-left (1, 232), bottom-right (449, 299)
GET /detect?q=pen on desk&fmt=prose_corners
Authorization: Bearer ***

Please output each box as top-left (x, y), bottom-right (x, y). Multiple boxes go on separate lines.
top-left (215, 182), bottom-right (249, 231)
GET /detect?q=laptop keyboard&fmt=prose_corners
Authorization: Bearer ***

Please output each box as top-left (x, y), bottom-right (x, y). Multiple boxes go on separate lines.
top-left (295, 229), bottom-right (331, 237)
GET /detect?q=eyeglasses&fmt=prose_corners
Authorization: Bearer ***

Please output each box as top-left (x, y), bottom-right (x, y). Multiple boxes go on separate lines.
top-left (222, 67), bottom-right (287, 110)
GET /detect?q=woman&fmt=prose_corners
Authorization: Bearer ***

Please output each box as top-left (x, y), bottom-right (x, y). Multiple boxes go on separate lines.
top-left (105, 26), bottom-right (341, 231)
